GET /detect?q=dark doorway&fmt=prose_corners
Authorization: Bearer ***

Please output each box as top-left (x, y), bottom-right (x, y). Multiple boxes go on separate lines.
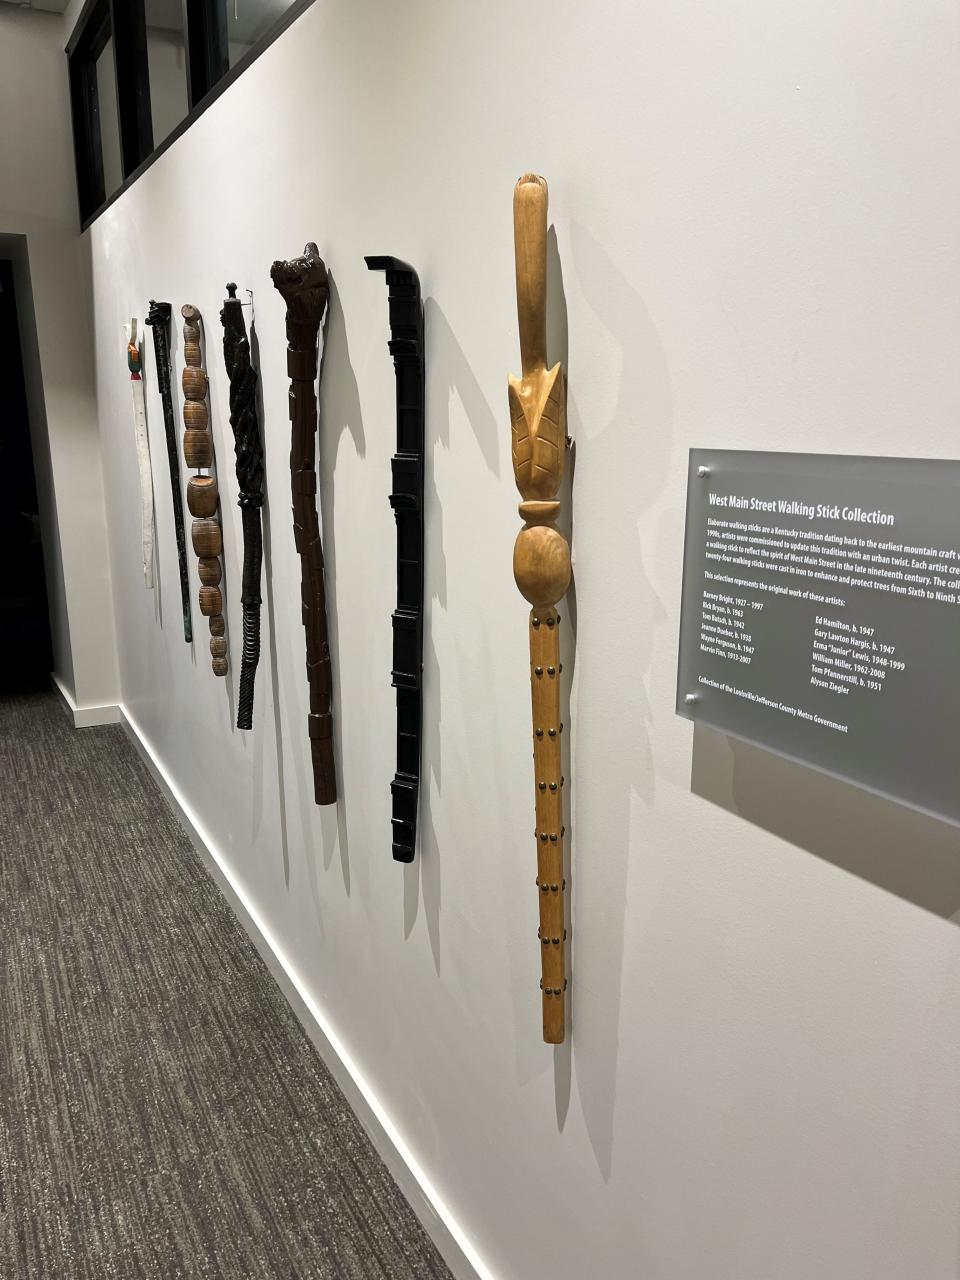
top-left (0, 258), bottom-right (53, 690)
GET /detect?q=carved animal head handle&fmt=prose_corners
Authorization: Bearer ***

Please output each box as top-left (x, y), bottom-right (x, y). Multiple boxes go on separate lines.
top-left (514, 173), bottom-right (549, 378)
top-left (146, 299), bottom-right (172, 330)
top-left (220, 283), bottom-right (243, 378)
top-left (269, 242), bottom-right (329, 328)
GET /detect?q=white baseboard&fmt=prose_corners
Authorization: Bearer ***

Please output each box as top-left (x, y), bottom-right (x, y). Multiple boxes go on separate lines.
top-left (118, 704), bottom-right (493, 1280)
top-left (51, 672), bottom-right (122, 728)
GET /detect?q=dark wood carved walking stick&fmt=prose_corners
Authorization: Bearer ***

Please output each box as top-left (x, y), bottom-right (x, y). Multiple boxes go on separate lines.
top-left (146, 300), bottom-right (192, 642)
top-left (181, 304), bottom-right (227, 676)
top-left (220, 284), bottom-right (264, 729)
top-left (365, 257), bottom-right (425, 863)
top-left (270, 243), bottom-right (337, 805)
top-left (508, 174), bottom-right (570, 1044)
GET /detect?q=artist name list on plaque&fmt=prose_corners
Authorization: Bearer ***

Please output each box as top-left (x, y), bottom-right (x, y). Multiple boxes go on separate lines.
top-left (677, 450), bottom-right (960, 825)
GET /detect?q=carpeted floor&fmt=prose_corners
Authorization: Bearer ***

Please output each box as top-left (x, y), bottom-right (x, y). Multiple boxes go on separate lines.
top-left (0, 689), bottom-right (453, 1279)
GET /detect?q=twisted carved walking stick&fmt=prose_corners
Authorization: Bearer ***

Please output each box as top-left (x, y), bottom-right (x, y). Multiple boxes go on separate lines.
top-left (270, 243), bottom-right (337, 805)
top-left (146, 301), bottom-right (192, 642)
top-left (220, 284), bottom-right (264, 730)
top-left (181, 304), bottom-right (227, 676)
top-left (508, 174), bottom-right (570, 1044)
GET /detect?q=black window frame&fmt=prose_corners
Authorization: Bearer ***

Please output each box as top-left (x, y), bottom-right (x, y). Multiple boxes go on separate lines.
top-left (67, 0), bottom-right (314, 230)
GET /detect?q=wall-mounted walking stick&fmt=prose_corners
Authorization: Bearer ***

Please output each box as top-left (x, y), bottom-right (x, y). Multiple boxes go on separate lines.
top-left (126, 318), bottom-right (155, 588)
top-left (365, 257), bottom-right (425, 863)
top-left (508, 174), bottom-right (570, 1044)
top-left (220, 283), bottom-right (264, 730)
top-left (270, 243), bottom-right (337, 805)
top-left (146, 300), bottom-right (192, 642)
top-left (181, 304), bottom-right (227, 676)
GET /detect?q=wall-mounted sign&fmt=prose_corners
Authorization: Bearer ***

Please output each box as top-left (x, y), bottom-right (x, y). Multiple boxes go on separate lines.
top-left (677, 449), bottom-right (960, 825)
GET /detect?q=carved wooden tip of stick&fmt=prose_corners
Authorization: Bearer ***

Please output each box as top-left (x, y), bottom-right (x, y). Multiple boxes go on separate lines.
top-left (269, 243), bottom-right (329, 320)
top-left (146, 299), bottom-right (171, 326)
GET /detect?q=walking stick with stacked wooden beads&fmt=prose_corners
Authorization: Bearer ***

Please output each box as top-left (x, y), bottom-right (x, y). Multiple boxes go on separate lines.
top-left (181, 303), bottom-right (228, 676)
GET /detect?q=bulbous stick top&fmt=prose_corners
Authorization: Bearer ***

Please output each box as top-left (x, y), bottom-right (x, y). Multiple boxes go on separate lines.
top-left (269, 242), bottom-right (328, 326)
top-left (508, 174), bottom-right (567, 507)
top-left (514, 173), bottom-right (549, 379)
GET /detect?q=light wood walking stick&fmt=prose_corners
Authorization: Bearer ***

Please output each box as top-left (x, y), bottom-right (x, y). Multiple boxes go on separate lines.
top-left (508, 174), bottom-right (570, 1044)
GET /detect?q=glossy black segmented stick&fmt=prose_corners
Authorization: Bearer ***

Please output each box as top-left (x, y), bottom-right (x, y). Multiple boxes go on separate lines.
top-left (146, 299), bottom-right (192, 642)
top-left (220, 284), bottom-right (264, 730)
top-left (365, 257), bottom-right (425, 863)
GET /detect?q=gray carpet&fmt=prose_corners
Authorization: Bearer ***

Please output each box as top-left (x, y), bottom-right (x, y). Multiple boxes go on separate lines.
top-left (0, 689), bottom-right (453, 1280)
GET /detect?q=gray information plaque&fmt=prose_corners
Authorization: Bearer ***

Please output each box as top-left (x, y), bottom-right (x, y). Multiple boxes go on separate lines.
top-left (677, 449), bottom-right (960, 825)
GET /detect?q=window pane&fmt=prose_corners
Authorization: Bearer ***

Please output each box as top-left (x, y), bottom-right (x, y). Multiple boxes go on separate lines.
top-left (95, 38), bottom-right (123, 197)
top-left (228, 0), bottom-right (300, 67)
top-left (145, 0), bottom-right (190, 145)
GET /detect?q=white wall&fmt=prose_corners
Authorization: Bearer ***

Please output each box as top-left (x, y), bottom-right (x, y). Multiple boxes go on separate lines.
top-left (0, 8), bottom-right (118, 711)
top-left (86, 1), bottom-right (960, 1277)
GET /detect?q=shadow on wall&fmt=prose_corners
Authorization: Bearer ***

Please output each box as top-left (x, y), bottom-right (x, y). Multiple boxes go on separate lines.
top-left (692, 724), bottom-right (960, 922)
top-left (553, 220), bottom-right (672, 1183)
top-left (402, 298), bottom-right (500, 972)
top-left (548, 226), bottom-right (577, 1126)
top-left (250, 319), bottom-right (291, 890)
top-left (314, 269), bottom-right (365, 906)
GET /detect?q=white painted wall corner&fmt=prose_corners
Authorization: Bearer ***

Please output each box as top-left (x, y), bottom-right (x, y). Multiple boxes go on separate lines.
top-left (51, 671), bottom-right (122, 728)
